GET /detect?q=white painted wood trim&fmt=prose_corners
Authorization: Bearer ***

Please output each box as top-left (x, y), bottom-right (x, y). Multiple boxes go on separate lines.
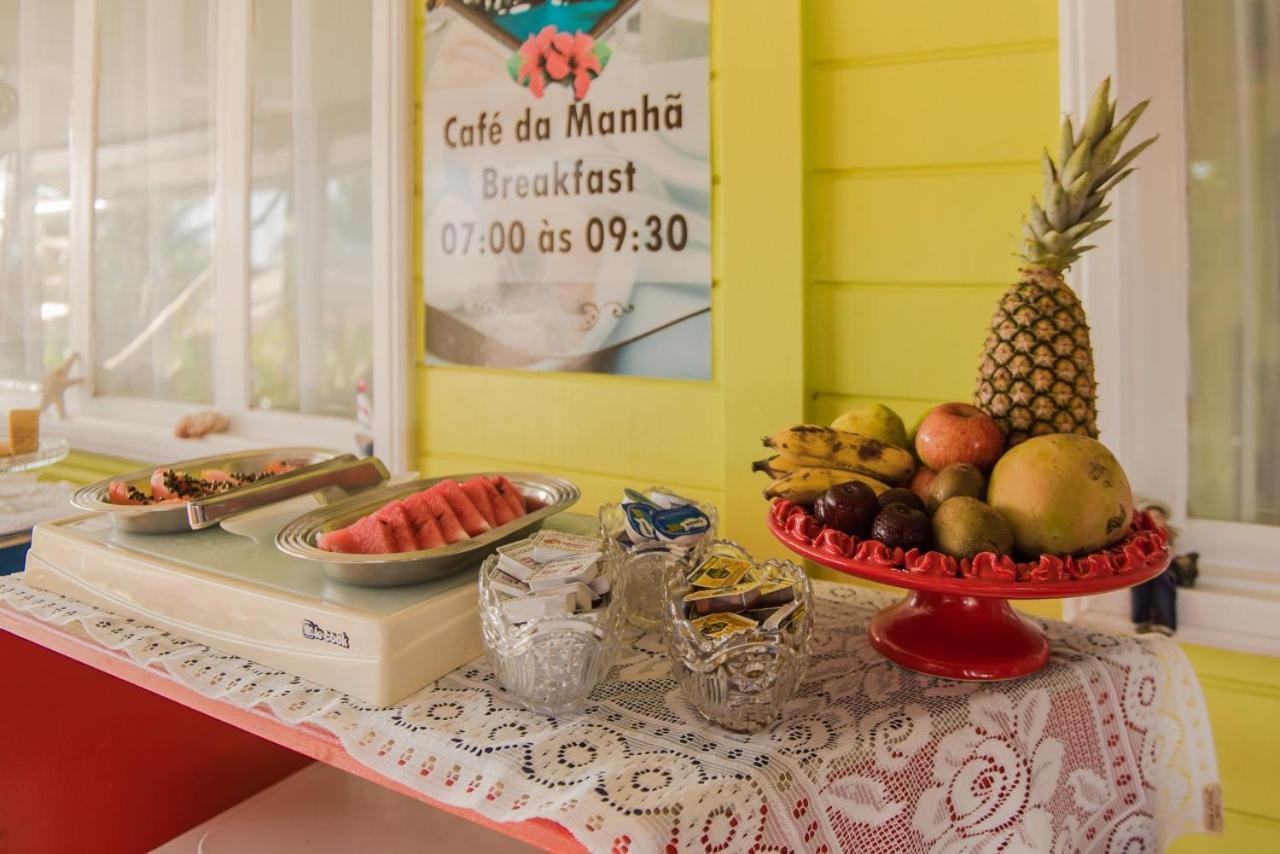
top-left (1059, 0), bottom-right (1280, 652)
top-left (290, 0), bottom-right (323, 417)
top-left (370, 0), bottom-right (415, 474)
top-left (67, 0), bottom-right (98, 405)
top-left (213, 0), bottom-right (253, 413)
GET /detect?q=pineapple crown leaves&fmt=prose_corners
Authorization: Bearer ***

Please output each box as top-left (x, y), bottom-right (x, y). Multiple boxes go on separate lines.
top-left (1020, 77), bottom-right (1158, 272)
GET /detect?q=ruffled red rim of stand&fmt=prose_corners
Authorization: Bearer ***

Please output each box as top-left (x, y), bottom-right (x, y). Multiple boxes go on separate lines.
top-left (768, 500), bottom-right (1172, 600)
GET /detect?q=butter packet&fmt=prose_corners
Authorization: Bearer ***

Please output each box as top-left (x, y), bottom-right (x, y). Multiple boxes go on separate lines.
top-left (691, 611), bottom-right (758, 641)
top-left (532, 530), bottom-right (603, 563)
top-left (756, 580), bottom-right (796, 608)
top-left (496, 539), bottom-right (539, 582)
top-left (652, 504), bottom-right (711, 546)
top-left (688, 555), bottom-right (752, 589)
top-left (762, 600), bottom-right (805, 632)
top-left (501, 588), bottom-right (577, 623)
top-left (491, 572), bottom-right (531, 599)
top-left (683, 581), bottom-right (762, 616)
top-left (527, 552), bottom-right (601, 591)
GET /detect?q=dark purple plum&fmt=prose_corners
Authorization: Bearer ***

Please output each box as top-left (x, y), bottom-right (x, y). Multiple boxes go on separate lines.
top-left (877, 487), bottom-right (926, 514)
top-left (814, 481), bottom-right (879, 537)
top-left (870, 504), bottom-right (933, 551)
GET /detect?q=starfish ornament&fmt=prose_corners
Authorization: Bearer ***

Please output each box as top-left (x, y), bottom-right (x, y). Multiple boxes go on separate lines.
top-left (40, 353), bottom-right (83, 420)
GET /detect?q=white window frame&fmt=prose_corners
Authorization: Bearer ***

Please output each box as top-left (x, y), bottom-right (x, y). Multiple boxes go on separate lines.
top-left (1060, 0), bottom-right (1280, 656)
top-left (3, 0), bottom-right (413, 472)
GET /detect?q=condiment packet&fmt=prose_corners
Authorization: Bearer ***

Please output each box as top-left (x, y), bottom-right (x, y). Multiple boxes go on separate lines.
top-left (691, 611), bottom-right (758, 640)
top-left (623, 502), bottom-right (658, 542)
top-left (527, 552), bottom-right (601, 591)
top-left (647, 488), bottom-right (692, 509)
top-left (688, 555), bottom-right (752, 589)
top-left (683, 581), bottom-right (763, 616)
top-left (496, 539), bottom-right (539, 582)
top-left (652, 504), bottom-right (711, 546)
top-left (491, 572), bottom-right (531, 598)
top-left (762, 601), bottom-right (805, 632)
top-left (756, 580), bottom-right (796, 608)
top-left (502, 588), bottom-right (577, 623)
top-left (539, 581), bottom-right (593, 611)
top-left (532, 530), bottom-right (603, 562)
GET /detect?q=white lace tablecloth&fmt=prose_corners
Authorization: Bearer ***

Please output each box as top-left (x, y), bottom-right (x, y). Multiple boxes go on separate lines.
top-left (0, 573), bottom-right (1219, 853)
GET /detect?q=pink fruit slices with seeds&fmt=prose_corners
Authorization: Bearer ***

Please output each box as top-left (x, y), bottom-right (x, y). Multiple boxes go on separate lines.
top-left (317, 475), bottom-right (530, 555)
top-left (432, 479), bottom-right (491, 537)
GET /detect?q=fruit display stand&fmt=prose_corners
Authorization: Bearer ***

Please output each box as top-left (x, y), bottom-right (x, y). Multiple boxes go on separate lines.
top-left (768, 501), bottom-right (1172, 681)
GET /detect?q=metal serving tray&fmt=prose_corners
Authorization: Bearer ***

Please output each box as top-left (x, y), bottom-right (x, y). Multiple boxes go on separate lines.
top-left (72, 448), bottom-right (390, 534)
top-left (275, 473), bottom-right (581, 587)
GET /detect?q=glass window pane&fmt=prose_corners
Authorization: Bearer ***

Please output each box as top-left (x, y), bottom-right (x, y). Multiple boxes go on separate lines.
top-left (0, 0), bottom-right (74, 383)
top-left (249, 0), bottom-right (372, 418)
top-left (1185, 0), bottom-right (1280, 525)
top-left (93, 0), bottom-right (214, 403)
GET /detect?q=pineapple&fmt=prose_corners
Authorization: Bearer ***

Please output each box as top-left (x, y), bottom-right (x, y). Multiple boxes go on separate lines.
top-left (975, 78), bottom-right (1156, 446)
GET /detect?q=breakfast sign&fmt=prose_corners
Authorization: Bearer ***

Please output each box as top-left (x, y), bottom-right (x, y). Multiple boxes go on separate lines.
top-left (422, 0), bottom-right (711, 379)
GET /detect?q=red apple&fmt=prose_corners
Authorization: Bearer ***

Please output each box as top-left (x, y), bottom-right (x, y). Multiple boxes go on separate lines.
top-left (909, 466), bottom-right (937, 504)
top-left (914, 403), bottom-right (1005, 472)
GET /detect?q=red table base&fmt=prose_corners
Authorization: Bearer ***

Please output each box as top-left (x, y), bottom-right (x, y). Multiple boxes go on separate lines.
top-left (868, 590), bottom-right (1050, 681)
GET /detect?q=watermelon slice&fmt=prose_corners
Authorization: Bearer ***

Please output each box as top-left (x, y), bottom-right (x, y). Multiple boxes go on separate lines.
top-left (374, 502), bottom-right (419, 553)
top-left (317, 526), bottom-right (363, 554)
top-left (476, 477), bottom-right (516, 525)
top-left (405, 489), bottom-right (469, 544)
top-left (491, 476), bottom-right (527, 517)
top-left (400, 492), bottom-right (448, 549)
top-left (432, 480), bottom-right (491, 537)
top-left (348, 515), bottom-right (398, 554)
top-left (460, 477), bottom-right (497, 527)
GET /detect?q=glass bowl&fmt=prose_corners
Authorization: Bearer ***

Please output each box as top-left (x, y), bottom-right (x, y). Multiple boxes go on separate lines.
top-left (665, 542), bottom-right (813, 733)
top-left (478, 553), bottom-right (621, 715)
top-left (599, 491), bottom-right (718, 630)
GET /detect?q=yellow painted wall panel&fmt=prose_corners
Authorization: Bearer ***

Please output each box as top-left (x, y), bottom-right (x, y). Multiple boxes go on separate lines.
top-left (809, 168), bottom-right (1038, 284)
top-left (422, 453), bottom-right (722, 519)
top-left (806, 0), bottom-right (1057, 62)
top-left (420, 369), bottom-right (723, 491)
top-left (1195, 680), bottom-right (1280, 820)
top-left (1170, 810), bottom-right (1278, 853)
top-left (807, 283), bottom-right (1001, 400)
top-left (809, 50), bottom-right (1059, 170)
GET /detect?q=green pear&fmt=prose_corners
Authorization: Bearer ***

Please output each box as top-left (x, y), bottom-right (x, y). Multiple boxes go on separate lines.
top-left (830, 403), bottom-right (909, 450)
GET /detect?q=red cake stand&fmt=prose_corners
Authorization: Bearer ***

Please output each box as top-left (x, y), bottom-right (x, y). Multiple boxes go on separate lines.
top-left (768, 506), bottom-right (1171, 681)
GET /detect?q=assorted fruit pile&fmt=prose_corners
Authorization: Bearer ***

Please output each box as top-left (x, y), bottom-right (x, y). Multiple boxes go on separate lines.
top-left (318, 475), bottom-right (529, 555)
top-left (755, 79), bottom-right (1168, 582)
top-left (759, 401), bottom-right (1166, 581)
top-left (107, 460), bottom-right (299, 506)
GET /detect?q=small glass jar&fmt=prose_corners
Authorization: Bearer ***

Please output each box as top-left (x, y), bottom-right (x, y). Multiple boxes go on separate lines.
top-left (478, 553), bottom-right (621, 715)
top-left (665, 542), bottom-right (813, 733)
top-left (599, 493), bottom-right (718, 630)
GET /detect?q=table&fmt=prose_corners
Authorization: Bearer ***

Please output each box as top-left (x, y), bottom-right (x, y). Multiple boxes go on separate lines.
top-left (0, 573), bottom-right (1220, 852)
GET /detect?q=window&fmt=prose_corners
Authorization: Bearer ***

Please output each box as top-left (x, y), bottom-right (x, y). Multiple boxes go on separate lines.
top-left (0, 0), bottom-right (410, 466)
top-left (1061, 0), bottom-right (1280, 654)
top-left (0, 0), bottom-right (75, 385)
top-left (1184, 0), bottom-right (1280, 528)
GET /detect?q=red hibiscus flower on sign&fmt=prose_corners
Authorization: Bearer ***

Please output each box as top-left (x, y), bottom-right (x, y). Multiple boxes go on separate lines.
top-left (510, 25), bottom-right (611, 101)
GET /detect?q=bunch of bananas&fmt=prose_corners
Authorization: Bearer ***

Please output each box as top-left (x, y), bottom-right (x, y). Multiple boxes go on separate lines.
top-left (753, 425), bottom-right (915, 503)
